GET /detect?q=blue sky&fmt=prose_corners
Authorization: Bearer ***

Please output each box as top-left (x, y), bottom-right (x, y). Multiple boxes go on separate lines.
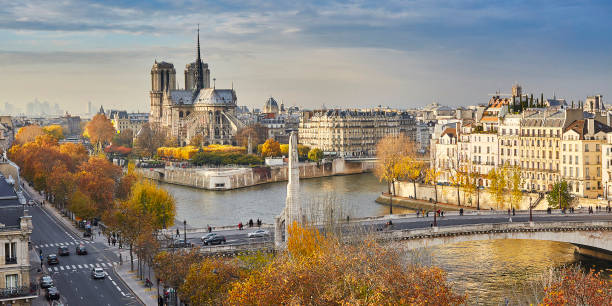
top-left (1, 0), bottom-right (611, 113)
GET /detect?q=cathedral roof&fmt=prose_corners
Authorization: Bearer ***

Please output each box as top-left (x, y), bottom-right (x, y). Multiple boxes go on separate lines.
top-left (195, 88), bottom-right (236, 105)
top-left (170, 90), bottom-right (195, 105)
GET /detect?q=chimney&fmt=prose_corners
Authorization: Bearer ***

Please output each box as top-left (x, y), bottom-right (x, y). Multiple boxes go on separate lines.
top-left (588, 118), bottom-right (595, 135)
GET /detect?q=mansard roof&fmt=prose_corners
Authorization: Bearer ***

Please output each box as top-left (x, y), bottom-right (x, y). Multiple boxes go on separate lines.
top-left (563, 119), bottom-right (612, 139)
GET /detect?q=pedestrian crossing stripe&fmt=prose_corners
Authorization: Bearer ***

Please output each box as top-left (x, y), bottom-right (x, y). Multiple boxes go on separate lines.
top-left (50, 262), bottom-right (118, 271)
top-left (34, 241), bottom-right (95, 248)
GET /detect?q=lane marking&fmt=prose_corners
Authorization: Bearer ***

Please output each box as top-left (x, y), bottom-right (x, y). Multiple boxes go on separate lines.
top-left (59, 266), bottom-right (64, 271)
top-left (77, 264), bottom-right (82, 269)
top-left (71, 265), bottom-right (76, 269)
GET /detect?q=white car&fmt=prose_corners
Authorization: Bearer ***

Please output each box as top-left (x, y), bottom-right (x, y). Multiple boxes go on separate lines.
top-left (91, 268), bottom-right (106, 279)
top-left (248, 229), bottom-right (270, 238)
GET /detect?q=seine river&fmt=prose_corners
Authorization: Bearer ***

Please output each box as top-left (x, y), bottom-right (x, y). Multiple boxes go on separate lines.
top-left (161, 173), bottom-right (610, 305)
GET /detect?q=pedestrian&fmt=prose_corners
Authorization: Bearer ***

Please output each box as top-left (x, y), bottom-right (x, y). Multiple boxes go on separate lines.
top-left (120, 253), bottom-right (122, 265)
top-left (207, 225), bottom-right (212, 233)
top-left (346, 215), bottom-right (350, 222)
top-left (249, 219), bottom-right (253, 227)
top-left (416, 210), bottom-right (420, 218)
top-left (459, 208), bottom-right (463, 216)
top-left (108, 237), bottom-right (111, 245)
top-left (512, 208), bottom-right (515, 216)
top-left (176, 228), bottom-right (180, 237)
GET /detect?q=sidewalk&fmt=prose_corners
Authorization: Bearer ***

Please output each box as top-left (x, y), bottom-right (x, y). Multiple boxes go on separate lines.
top-left (115, 255), bottom-right (159, 306)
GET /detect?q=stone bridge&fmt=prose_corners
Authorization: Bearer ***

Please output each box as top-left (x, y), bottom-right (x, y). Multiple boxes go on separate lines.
top-left (375, 220), bottom-right (612, 259)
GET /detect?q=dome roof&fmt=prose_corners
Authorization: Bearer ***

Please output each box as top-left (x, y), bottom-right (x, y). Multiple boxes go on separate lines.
top-left (264, 97), bottom-right (279, 113)
top-left (265, 97), bottom-right (278, 108)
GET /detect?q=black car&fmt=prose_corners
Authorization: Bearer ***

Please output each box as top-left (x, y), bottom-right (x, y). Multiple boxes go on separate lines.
top-left (202, 235), bottom-right (226, 245)
top-left (172, 239), bottom-right (192, 248)
top-left (46, 287), bottom-right (60, 300)
top-left (58, 246), bottom-right (69, 256)
top-left (47, 254), bottom-right (59, 265)
top-left (76, 245), bottom-right (87, 255)
top-left (40, 276), bottom-right (54, 289)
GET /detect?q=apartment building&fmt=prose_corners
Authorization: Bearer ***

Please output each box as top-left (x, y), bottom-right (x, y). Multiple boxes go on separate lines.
top-left (109, 110), bottom-right (149, 134)
top-left (298, 109), bottom-right (415, 157)
top-left (560, 119), bottom-right (611, 198)
top-left (498, 114), bottom-right (521, 167)
top-left (0, 177), bottom-right (34, 305)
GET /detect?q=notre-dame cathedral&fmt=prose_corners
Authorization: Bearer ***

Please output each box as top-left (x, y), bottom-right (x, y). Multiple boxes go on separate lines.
top-left (149, 29), bottom-right (244, 146)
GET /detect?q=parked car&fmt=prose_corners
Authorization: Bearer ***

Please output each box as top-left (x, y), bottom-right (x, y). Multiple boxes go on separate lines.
top-left (76, 245), bottom-right (87, 255)
top-left (172, 239), bottom-right (192, 248)
top-left (202, 235), bottom-right (226, 245)
top-left (200, 233), bottom-right (217, 242)
top-left (40, 275), bottom-right (54, 289)
top-left (46, 287), bottom-right (60, 300)
top-left (247, 229), bottom-right (270, 238)
top-left (57, 246), bottom-right (69, 256)
top-left (47, 254), bottom-right (59, 265)
top-left (91, 267), bottom-right (106, 279)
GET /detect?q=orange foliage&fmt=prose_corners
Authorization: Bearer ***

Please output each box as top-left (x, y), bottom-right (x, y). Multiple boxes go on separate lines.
top-left (227, 223), bottom-right (466, 305)
top-left (261, 138), bottom-right (281, 157)
top-left (14, 125), bottom-right (45, 145)
top-left (84, 114), bottom-right (115, 152)
top-left (542, 267), bottom-right (612, 305)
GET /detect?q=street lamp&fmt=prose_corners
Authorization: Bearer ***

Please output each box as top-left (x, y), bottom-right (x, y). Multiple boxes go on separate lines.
top-left (529, 197), bottom-right (533, 222)
top-left (183, 220), bottom-right (187, 245)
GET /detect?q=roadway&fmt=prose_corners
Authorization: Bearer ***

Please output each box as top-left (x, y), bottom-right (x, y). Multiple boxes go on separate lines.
top-left (22, 186), bottom-right (141, 306)
top-left (175, 211), bottom-right (612, 249)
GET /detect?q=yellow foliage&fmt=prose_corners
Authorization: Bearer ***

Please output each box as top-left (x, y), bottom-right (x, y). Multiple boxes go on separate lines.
top-left (156, 144), bottom-right (246, 160)
top-left (42, 125), bottom-right (64, 140)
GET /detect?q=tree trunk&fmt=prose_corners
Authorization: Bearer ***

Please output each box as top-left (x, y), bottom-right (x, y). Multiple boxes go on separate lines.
top-left (390, 181), bottom-right (395, 215)
top-left (457, 185), bottom-right (461, 206)
top-left (434, 185), bottom-right (438, 203)
top-left (413, 181), bottom-right (417, 200)
top-left (130, 244), bottom-right (134, 271)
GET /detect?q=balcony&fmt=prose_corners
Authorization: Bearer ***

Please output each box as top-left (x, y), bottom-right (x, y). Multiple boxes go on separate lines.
top-left (0, 286), bottom-right (37, 301)
top-left (4, 257), bottom-right (16, 265)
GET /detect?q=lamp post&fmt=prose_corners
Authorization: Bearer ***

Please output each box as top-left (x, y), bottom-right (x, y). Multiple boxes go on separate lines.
top-left (183, 220), bottom-right (187, 245)
top-left (529, 197), bottom-right (533, 222)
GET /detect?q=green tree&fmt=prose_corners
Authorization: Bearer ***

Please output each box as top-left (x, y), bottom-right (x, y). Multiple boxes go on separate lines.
top-left (547, 181), bottom-right (575, 209)
top-left (308, 148), bottom-right (323, 163)
top-left (68, 190), bottom-right (96, 220)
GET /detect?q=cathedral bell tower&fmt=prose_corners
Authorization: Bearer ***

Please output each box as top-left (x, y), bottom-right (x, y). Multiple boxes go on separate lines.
top-left (150, 61), bottom-right (176, 125)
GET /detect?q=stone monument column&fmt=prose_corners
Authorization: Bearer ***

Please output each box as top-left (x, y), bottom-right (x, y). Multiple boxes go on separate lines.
top-left (274, 130), bottom-right (301, 249)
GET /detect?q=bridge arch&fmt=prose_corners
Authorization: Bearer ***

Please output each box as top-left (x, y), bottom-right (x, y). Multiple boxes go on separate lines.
top-left (382, 221), bottom-right (612, 253)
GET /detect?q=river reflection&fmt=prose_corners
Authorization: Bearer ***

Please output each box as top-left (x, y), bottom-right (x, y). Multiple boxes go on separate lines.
top-left (423, 239), bottom-right (611, 305)
top-left (161, 173), bottom-right (413, 227)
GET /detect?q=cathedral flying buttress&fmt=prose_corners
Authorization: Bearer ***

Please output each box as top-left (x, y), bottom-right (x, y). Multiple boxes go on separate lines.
top-left (149, 28), bottom-right (244, 146)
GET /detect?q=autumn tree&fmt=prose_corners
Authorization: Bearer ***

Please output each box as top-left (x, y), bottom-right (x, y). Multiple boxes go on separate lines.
top-left (235, 123), bottom-right (268, 152)
top-left (508, 166), bottom-right (524, 209)
top-left (308, 148), bottom-right (323, 163)
top-left (374, 134), bottom-right (414, 214)
top-left (487, 167), bottom-right (508, 209)
top-left (297, 144), bottom-right (310, 160)
top-left (227, 222), bottom-right (466, 305)
top-left (280, 144), bottom-right (289, 156)
top-left (84, 114), bottom-right (116, 154)
top-left (68, 190), bottom-right (96, 220)
top-left (112, 129), bottom-right (134, 148)
top-left (180, 258), bottom-right (241, 305)
top-left (154, 249), bottom-right (202, 303)
top-left (541, 267), bottom-right (611, 305)
top-left (261, 138), bottom-right (281, 157)
top-left (449, 164), bottom-right (467, 206)
top-left (405, 157), bottom-right (424, 200)
top-left (14, 125), bottom-right (45, 145)
top-left (188, 134), bottom-right (203, 147)
top-left (133, 123), bottom-right (167, 158)
top-left (425, 167), bottom-right (442, 203)
top-left (42, 125), bottom-right (64, 140)
top-left (128, 180), bottom-right (176, 229)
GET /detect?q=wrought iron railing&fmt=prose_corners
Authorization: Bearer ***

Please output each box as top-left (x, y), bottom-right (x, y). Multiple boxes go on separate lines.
top-left (4, 257), bottom-right (16, 265)
top-left (0, 286), bottom-right (35, 299)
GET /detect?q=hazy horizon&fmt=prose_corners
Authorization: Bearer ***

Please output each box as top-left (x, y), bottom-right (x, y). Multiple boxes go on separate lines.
top-left (1, 0), bottom-right (611, 114)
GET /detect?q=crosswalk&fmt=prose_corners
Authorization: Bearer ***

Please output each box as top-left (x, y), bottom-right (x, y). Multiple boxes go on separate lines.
top-left (48, 262), bottom-right (119, 272)
top-left (34, 240), bottom-right (96, 248)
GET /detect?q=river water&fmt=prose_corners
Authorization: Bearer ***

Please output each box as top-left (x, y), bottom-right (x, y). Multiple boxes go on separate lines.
top-left (160, 173), bottom-right (611, 305)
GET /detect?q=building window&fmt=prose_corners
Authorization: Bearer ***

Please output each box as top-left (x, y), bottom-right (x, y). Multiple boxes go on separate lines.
top-left (4, 242), bottom-right (16, 264)
top-left (585, 144), bottom-right (589, 152)
top-left (5, 274), bottom-right (18, 288)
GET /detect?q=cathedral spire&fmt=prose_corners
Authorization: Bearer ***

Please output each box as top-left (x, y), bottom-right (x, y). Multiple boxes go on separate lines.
top-left (194, 25), bottom-right (204, 91)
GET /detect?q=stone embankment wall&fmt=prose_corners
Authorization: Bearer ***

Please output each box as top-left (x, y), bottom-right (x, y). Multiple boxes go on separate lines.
top-left (139, 159), bottom-right (374, 190)
top-left (392, 181), bottom-right (539, 210)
